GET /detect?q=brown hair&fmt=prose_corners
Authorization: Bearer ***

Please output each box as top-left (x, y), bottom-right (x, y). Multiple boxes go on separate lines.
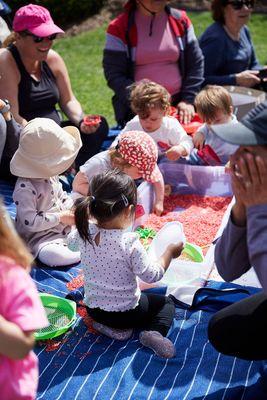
top-left (211, 0), bottom-right (228, 24)
top-left (195, 85), bottom-right (232, 123)
top-left (129, 80), bottom-right (170, 119)
top-left (108, 147), bottom-right (132, 169)
top-left (74, 170), bottom-right (137, 243)
top-left (0, 199), bottom-right (33, 269)
top-left (2, 32), bottom-right (16, 48)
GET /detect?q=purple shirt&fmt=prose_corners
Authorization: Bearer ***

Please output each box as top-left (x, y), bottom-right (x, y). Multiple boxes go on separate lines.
top-left (134, 10), bottom-right (182, 96)
top-left (215, 203), bottom-right (267, 293)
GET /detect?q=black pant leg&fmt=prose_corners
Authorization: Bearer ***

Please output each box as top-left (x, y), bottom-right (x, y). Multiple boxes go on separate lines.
top-left (75, 116), bottom-right (109, 169)
top-left (61, 116), bottom-right (109, 170)
top-left (140, 293), bottom-right (175, 336)
top-left (208, 291), bottom-right (267, 360)
top-left (87, 293), bottom-right (175, 336)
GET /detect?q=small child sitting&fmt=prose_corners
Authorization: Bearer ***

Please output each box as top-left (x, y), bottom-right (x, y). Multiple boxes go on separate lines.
top-left (10, 118), bottom-right (82, 267)
top-left (73, 130), bottom-right (165, 215)
top-left (121, 80), bottom-right (193, 161)
top-left (68, 170), bottom-right (183, 358)
top-left (190, 85), bottom-right (238, 166)
top-left (0, 200), bottom-right (48, 400)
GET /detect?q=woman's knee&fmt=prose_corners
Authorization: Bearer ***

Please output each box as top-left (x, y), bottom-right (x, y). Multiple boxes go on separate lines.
top-left (208, 311), bottom-right (238, 356)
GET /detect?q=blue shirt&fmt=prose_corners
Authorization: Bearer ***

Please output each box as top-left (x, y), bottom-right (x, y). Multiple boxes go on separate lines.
top-left (199, 22), bottom-right (261, 86)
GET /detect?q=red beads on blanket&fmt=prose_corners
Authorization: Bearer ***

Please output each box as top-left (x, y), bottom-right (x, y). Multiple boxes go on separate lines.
top-left (145, 195), bottom-right (231, 253)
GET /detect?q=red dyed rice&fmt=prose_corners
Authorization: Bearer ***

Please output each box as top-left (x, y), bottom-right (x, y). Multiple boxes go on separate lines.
top-left (146, 194), bottom-right (231, 252)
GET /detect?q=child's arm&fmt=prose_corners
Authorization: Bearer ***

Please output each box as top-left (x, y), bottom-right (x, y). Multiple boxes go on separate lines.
top-left (152, 172), bottom-right (164, 216)
top-left (72, 171), bottom-right (89, 196)
top-left (0, 315), bottom-right (35, 360)
top-left (166, 144), bottom-right (188, 161)
top-left (193, 131), bottom-right (205, 150)
top-left (14, 183), bottom-right (70, 231)
top-left (166, 118), bottom-right (193, 159)
top-left (130, 236), bottom-right (184, 283)
top-left (159, 243), bottom-right (184, 270)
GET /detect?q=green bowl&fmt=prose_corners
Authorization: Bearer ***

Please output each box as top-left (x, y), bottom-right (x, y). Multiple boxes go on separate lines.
top-left (35, 293), bottom-right (77, 340)
top-left (182, 242), bottom-right (204, 263)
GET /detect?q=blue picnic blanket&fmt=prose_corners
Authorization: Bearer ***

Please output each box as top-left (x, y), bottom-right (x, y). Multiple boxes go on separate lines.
top-left (33, 265), bottom-right (266, 400)
top-left (1, 179), bottom-right (267, 400)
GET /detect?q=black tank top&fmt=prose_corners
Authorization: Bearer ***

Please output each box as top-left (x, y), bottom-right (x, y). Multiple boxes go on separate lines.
top-left (8, 44), bottom-right (61, 124)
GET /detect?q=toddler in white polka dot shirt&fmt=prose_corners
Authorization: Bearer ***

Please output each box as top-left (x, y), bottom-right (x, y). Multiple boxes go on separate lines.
top-left (68, 169), bottom-right (183, 358)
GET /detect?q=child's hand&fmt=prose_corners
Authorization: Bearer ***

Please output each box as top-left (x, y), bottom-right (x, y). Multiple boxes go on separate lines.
top-left (166, 146), bottom-right (182, 161)
top-left (153, 200), bottom-right (164, 216)
top-left (59, 210), bottom-right (75, 226)
top-left (167, 242), bottom-right (184, 259)
top-left (224, 160), bottom-right (231, 173)
top-left (193, 131), bottom-right (205, 150)
top-left (159, 242), bottom-right (184, 270)
top-left (164, 184), bottom-right (172, 196)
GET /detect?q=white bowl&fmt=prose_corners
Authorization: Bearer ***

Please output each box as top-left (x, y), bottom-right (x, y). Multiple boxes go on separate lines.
top-left (148, 221), bottom-right (186, 260)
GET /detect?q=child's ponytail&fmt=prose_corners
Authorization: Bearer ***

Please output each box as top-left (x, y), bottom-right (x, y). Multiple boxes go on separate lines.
top-left (74, 196), bottom-right (94, 244)
top-left (74, 170), bottom-right (137, 244)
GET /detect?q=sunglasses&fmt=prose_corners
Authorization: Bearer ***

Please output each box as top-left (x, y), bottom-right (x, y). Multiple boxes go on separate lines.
top-left (23, 32), bottom-right (58, 43)
top-left (227, 0), bottom-right (254, 10)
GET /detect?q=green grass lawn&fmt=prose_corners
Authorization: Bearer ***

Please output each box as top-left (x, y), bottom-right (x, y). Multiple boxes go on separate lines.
top-left (54, 12), bottom-right (267, 127)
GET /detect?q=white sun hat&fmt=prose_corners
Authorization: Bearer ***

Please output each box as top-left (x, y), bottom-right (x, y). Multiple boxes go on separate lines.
top-left (10, 118), bottom-right (82, 178)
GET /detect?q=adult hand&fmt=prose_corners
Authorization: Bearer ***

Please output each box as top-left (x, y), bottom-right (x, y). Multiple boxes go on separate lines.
top-left (229, 159), bottom-right (247, 226)
top-left (231, 152), bottom-right (267, 207)
top-left (236, 70), bottom-right (261, 88)
top-left (177, 102), bottom-right (195, 125)
top-left (80, 120), bottom-right (100, 135)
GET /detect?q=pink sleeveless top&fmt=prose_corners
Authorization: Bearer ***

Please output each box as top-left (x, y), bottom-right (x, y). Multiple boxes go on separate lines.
top-left (134, 10), bottom-right (182, 96)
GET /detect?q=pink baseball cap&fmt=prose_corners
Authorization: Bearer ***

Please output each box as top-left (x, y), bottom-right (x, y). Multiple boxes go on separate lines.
top-left (117, 131), bottom-right (162, 183)
top-left (13, 4), bottom-right (64, 37)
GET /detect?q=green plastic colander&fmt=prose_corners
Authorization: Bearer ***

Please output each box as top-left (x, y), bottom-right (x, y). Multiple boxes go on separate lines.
top-left (35, 293), bottom-right (77, 340)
